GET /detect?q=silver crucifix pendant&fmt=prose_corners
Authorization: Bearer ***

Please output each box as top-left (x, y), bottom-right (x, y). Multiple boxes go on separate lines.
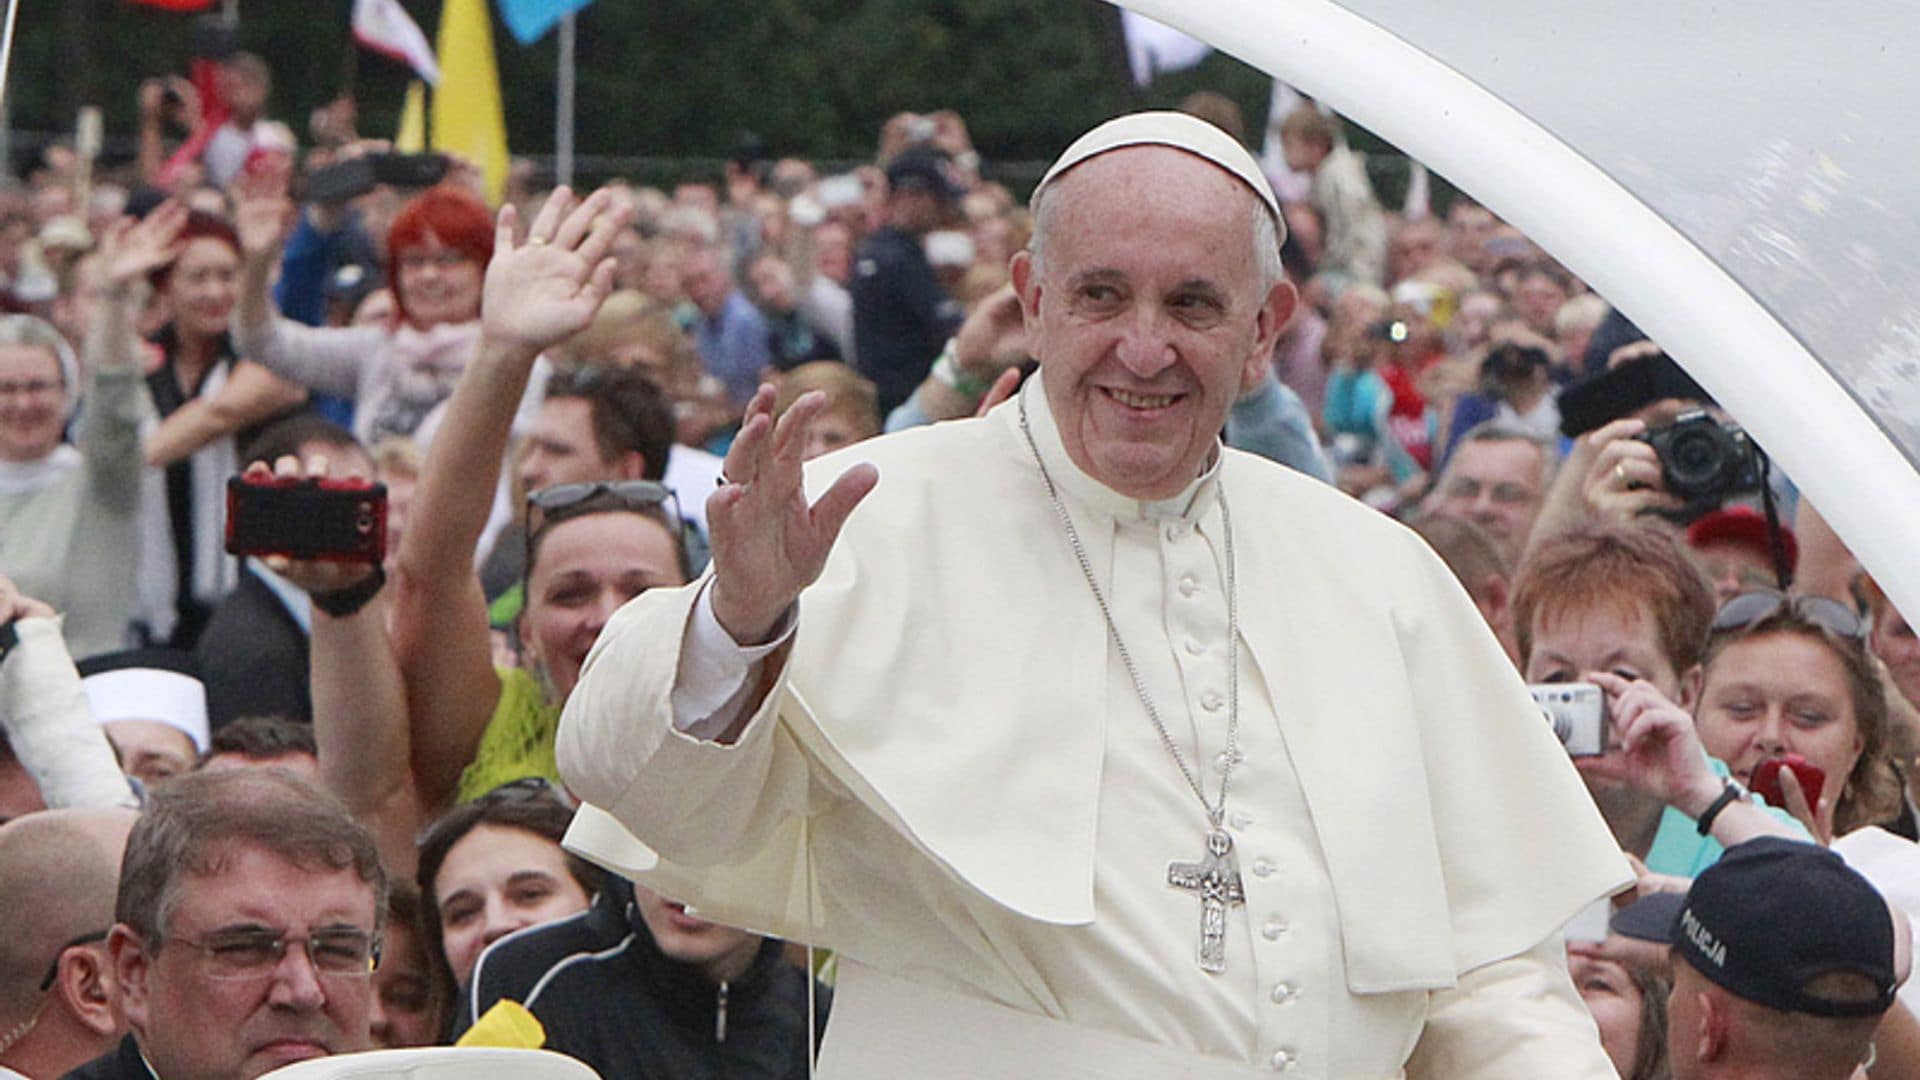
top-left (1167, 828), bottom-right (1246, 973)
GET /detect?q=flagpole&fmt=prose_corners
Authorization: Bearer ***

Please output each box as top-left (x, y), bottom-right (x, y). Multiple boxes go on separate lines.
top-left (555, 12), bottom-right (575, 188)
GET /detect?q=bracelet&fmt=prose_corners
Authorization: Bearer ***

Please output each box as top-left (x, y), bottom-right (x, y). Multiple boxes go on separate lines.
top-left (1695, 781), bottom-right (1743, 836)
top-left (930, 339), bottom-right (991, 399)
top-left (0, 620), bottom-right (17, 665)
top-left (311, 565), bottom-right (386, 618)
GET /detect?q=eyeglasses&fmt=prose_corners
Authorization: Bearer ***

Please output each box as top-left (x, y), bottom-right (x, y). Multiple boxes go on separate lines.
top-left (165, 926), bottom-right (382, 980)
top-left (1710, 589), bottom-right (1867, 641)
top-left (38, 930), bottom-right (108, 991)
top-left (0, 378), bottom-right (61, 398)
top-left (397, 250), bottom-right (472, 273)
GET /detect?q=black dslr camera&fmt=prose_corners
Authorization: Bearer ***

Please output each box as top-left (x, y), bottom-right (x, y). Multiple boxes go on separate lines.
top-left (1636, 409), bottom-right (1762, 518)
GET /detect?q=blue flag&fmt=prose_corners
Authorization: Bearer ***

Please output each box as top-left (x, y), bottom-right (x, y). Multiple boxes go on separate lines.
top-left (496, 0), bottom-right (594, 45)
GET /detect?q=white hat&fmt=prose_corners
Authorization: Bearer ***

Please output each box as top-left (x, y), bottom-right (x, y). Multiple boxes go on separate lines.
top-left (1032, 111), bottom-right (1283, 227)
top-left (77, 650), bottom-right (211, 752)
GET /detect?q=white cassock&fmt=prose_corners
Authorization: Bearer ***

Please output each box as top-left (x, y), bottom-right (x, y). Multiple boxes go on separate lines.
top-left (558, 379), bottom-right (1631, 1078)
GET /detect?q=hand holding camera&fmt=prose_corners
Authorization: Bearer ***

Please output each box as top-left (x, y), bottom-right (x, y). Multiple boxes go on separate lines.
top-left (1578, 418), bottom-right (1687, 525)
top-left (1576, 672), bottom-right (1727, 818)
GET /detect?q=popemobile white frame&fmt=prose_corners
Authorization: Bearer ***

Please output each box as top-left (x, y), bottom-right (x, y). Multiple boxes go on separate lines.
top-left (1114, 0), bottom-right (1920, 622)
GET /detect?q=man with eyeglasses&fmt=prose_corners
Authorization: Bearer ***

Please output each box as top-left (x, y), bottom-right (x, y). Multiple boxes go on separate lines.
top-left (0, 808), bottom-right (136, 1080)
top-left (1424, 418), bottom-right (1554, 567)
top-left (68, 769), bottom-right (385, 1080)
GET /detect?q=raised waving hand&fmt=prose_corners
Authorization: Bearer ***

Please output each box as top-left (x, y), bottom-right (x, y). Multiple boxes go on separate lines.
top-left (707, 386), bottom-right (878, 645)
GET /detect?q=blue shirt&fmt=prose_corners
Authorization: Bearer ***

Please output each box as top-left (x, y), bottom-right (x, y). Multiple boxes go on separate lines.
top-left (1644, 757), bottom-right (1812, 877)
top-left (692, 291), bottom-right (774, 408)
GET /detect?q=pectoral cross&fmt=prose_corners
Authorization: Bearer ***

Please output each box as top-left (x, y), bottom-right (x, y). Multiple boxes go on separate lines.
top-left (1167, 828), bottom-right (1246, 973)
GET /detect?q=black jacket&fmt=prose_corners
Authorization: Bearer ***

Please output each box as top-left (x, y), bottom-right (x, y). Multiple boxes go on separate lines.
top-left (61, 1035), bottom-right (151, 1080)
top-left (454, 880), bottom-right (829, 1079)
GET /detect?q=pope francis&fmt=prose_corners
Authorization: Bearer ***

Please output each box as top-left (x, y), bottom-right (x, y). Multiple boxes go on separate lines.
top-left (556, 113), bottom-right (1633, 1077)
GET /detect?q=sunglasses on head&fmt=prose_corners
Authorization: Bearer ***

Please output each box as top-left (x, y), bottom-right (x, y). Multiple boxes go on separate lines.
top-left (527, 479), bottom-right (673, 516)
top-left (480, 775), bottom-right (577, 810)
top-left (1710, 589), bottom-right (1867, 641)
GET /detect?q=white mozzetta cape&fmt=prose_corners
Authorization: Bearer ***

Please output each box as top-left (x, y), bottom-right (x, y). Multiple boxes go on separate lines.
top-left (559, 384), bottom-right (1629, 1073)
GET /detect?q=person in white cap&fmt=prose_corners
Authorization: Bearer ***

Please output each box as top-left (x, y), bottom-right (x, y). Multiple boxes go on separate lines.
top-left (532, 113), bottom-right (1629, 1077)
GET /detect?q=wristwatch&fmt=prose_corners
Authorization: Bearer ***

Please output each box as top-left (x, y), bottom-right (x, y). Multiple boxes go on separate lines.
top-left (311, 566), bottom-right (387, 618)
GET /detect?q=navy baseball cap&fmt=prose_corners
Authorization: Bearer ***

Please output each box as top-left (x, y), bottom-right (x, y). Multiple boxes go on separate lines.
top-left (1672, 837), bottom-right (1898, 1018)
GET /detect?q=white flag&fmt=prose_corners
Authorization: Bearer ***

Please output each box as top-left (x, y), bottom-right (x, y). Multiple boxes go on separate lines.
top-left (1120, 10), bottom-right (1211, 87)
top-left (353, 0), bottom-right (441, 86)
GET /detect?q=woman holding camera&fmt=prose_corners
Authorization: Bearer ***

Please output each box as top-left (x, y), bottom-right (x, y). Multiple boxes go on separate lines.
top-left (232, 165), bottom-right (493, 444)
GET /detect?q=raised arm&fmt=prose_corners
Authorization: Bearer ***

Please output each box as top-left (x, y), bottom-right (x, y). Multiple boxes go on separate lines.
top-left (82, 206), bottom-right (185, 503)
top-left (389, 187), bottom-right (626, 809)
top-left (230, 162), bottom-right (376, 399)
top-left (246, 454), bottom-right (424, 878)
top-left (0, 575), bottom-right (138, 811)
top-left (143, 360), bottom-right (308, 467)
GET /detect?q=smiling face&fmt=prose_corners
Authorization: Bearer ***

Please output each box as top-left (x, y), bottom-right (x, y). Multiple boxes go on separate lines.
top-left (522, 512), bottom-right (686, 699)
top-left (394, 230), bottom-right (483, 329)
top-left (0, 343), bottom-right (66, 463)
top-left (167, 236), bottom-right (241, 341)
top-left (432, 824), bottom-right (589, 987)
top-left (1011, 146), bottom-right (1294, 500)
top-left (1695, 630), bottom-right (1864, 794)
top-left (115, 845), bottom-right (377, 1080)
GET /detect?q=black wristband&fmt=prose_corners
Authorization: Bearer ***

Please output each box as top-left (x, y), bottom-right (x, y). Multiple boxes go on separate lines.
top-left (0, 620), bottom-right (18, 665)
top-left (1695, 781), bottom-right (1743, 836)
top-left (310, 565), bottom-right (386, 618)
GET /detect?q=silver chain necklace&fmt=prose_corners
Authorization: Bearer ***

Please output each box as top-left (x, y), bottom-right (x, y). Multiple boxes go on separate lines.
top-left (1018, 393), bottom-right (1247, 973)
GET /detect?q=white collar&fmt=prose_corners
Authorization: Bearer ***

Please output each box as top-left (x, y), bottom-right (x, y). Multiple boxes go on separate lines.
top-left (0, 444), bottom-right (81, 497)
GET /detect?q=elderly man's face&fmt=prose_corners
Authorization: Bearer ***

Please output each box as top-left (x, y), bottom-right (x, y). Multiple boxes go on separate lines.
top-left (1012, 147), bottom-right (1294, 500)
top-left (114, 844), bottom-right (377, 1080)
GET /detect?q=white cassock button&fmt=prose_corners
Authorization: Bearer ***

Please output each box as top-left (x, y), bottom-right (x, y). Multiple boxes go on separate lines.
top-left (1165, 523), bottom-right (1188, 542)
top-left (1213, 750), bottom-right (1242, 775)
top-left (1269, 1048), bottom-right (1296, 1071)
top-left (1179, 575), bottom-right (1199, 597)
top-left (1201, 691), bottom-right (1224, 712)
top-left (1185, 637), bottom-right (1205, 656)
top-left (1230, 812), bottom-right (1254, 830)
top-left (1262, 918), bottom-right (1289, 941)
top-left (1270, 982), bottom-right (1297, 1004)
top-left (1252, 858), bottom-right (1277, 878)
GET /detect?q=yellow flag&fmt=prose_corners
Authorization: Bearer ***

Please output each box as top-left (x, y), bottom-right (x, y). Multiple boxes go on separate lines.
top-left (394, 80), bottom-right (428, 152)
top-left (432, 0), bottom-right (510, 204)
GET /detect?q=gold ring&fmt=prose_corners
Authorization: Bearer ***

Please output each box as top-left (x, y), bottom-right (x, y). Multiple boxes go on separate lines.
top-left (528, 236), bottom-right (549, 246)
top-left (1614, 463), bottom-right (1627, 486)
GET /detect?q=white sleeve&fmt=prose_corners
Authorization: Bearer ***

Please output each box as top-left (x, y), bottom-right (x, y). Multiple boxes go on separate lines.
top-left (671, 582), bottom-right (796, 742)
top-left (1, 618), bottom-right (140, 810)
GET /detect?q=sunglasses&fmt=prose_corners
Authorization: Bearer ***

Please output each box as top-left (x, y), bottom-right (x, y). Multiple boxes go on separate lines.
top-left (1710, 589), bottom-right (1867, 641)
top-left (479, 775), bottom-right (577, 811)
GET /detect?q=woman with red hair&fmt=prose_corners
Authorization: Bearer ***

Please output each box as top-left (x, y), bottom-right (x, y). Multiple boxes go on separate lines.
top-left (234, 181), bottom-right (494, 443)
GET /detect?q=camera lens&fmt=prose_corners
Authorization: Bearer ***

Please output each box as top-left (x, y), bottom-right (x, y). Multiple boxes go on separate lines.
top-left (1665, 424), bottom-right (1729, 494)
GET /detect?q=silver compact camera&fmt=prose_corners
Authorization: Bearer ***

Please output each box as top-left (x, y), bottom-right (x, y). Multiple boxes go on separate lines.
top-left (1527, 683), bottom-right (1607, 757)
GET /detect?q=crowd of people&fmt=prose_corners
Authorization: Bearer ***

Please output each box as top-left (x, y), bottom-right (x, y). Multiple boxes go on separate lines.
top-left (0, 41), bottom-right (1917, 1080)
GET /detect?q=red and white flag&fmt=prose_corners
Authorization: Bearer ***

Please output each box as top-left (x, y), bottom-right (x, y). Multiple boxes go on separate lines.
top-left (353, 0), bottom-right (441, 85)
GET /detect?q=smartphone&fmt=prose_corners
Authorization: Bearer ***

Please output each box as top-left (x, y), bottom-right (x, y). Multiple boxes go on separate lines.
top-left (226, 475), bottom-right (387, 564)
top-left (1749, 754), bottom-right (1825, 809)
